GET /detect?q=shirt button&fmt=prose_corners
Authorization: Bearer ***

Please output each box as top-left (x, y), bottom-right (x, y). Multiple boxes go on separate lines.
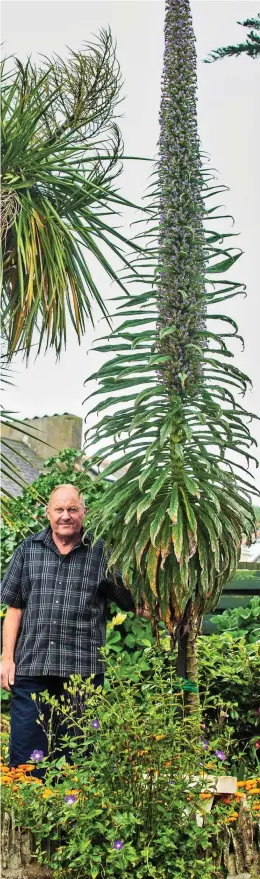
top-left (59, 581), bottom-right (62, 584)
top-left (55, 600), bottom-right (59, 604)
top-left (50, 641), bottom-right (54, 645)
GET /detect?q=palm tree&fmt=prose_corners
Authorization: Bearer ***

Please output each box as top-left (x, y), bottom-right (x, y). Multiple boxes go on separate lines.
top-left (1, 30), bottom-right (147, 496)
top-left (205, 12), bottom-right (260, 62)
top-left (83, 0), bottom-right (258, 707)
top-left (1, 30), bottom-right (144, 359)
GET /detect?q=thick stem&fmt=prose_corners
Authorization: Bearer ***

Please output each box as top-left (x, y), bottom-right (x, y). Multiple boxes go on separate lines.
top-left (177, 603), bottom-right (200, 712)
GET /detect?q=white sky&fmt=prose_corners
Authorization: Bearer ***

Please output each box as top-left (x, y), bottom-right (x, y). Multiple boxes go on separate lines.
top-left (2, 1), bottom-right (260, 489)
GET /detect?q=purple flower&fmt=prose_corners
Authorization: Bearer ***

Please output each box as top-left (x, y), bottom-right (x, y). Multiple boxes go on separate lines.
top-left (215, 750), bottom-right (227, 762)
top-left (64, 795), bottom-right (77, 805)
top-left (201, 740), bottom-right (209, 750)
top-left (91, 719), bottom-right (100, 730)
top-left (113, 839), bottom-right (124, 850)
top-left (30, 749), bottom-right (44, 763)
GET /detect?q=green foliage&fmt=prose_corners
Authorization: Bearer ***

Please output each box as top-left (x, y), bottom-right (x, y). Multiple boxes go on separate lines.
top-left (82, 1), bottom-right (258, 687)
top-left (1, 33), bottom-right (144, 358)
top-left (107, 608), bottom-right (260, 775)
top-left (197, 634), bottom-right (260, 775)
top-left (205, 13), bottom-right (260, 62)
top-left (2, 657), bottom-right (231, 879)
top-left (1, 447), bottom-right (108, 575)
top-left (212, 597), bottom-right (260, 643)
top-left (107, 607), bottom-right (260, 775)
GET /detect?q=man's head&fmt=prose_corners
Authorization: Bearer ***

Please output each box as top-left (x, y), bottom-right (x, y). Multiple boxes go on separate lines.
top-left (46, 484), bottom-right (86, 542)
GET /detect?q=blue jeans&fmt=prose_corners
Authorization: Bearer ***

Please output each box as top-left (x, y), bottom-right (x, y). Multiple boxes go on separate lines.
top-left (9, 674), bottom-right (104, 777)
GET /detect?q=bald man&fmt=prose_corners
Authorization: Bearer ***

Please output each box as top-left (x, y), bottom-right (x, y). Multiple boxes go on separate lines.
top-left (1, 484), bottom-right (140, 772)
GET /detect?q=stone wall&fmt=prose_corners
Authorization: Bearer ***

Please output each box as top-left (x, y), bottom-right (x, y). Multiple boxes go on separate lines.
top-left (1, 414), bottom-right (82, 461)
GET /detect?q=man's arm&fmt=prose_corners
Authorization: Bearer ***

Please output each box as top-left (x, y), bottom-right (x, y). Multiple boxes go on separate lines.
top-left (1, 542), bottom-right (26, 690)
top-left (99, 571), bottom-right (136, 611)
top-left (1, 607), bottom-right (23, 691)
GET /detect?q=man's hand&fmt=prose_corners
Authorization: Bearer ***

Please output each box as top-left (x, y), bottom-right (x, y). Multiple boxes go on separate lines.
top-left (0, 658), bottom-right (16, 692)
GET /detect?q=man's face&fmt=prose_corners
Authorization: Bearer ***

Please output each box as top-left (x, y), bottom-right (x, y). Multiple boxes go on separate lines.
top-left (46, 487), bottom-right (86, 541)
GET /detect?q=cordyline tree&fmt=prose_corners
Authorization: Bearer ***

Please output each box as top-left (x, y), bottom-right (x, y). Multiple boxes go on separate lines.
top-left (83, 0), bottom-right (258, 707)
top-left (205, 12), bottom-right (260, 62)
top-left (1, 31), bottom-right (145, 493)
top-left (1, 30), bottom-right (144, 359)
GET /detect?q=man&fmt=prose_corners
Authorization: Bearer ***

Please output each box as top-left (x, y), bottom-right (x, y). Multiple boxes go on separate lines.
top-left (1, 483), bottom-right (142, 771)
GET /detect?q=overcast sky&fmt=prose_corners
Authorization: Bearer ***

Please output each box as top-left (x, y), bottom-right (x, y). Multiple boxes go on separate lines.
top-left (2, 1), bottom-right (260, 489)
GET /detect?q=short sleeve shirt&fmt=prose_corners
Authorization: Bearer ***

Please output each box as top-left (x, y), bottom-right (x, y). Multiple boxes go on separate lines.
top-left (1, 526), bottom-right (134, 677)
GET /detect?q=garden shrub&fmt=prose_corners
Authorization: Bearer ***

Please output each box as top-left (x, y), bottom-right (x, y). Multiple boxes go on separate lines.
top-left (2, 653), bottom-right (239, 879)
top-left (197, 633), bottom-right (260, 777)
top-left (106, 610), bottom-right (260, 775)
top-left (211, 596), bottom-right (260, 643)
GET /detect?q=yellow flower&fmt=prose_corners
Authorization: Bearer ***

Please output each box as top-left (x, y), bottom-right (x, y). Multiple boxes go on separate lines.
top-left (110, 612), bottom-right (127, 627)
top-left (65, 789), bottom-right (79, 797)
top-left (154, 734), bottom-right (166, 741)
top-left (42, 788), bottom-right (52, 799)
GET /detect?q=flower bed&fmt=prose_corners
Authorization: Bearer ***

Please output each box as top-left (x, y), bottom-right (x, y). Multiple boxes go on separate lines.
top-left (1, 657), bottom-right (260, 879)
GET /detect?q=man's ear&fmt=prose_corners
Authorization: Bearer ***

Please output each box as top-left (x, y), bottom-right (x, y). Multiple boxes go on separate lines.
top-left (45, 506), bottom-right (50, 521)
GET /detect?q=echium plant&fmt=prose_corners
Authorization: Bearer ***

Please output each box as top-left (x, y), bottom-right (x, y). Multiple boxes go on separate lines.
top-left (84, 0), bottom-right (258, 699)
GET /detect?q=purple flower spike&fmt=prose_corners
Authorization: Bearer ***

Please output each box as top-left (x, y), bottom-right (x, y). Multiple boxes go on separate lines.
top-left (30, 749), bottom-right (44, 762)
top-left (215, 749), bottom-right (227, 761)
top-left (64, 795), bottom-right (77, 805)
top-left (91, 719), bottom-right (100, 730)
top-left (201, 740), bottom-right (209, 750)
top-left (113, 839), bottom-right (124, 850)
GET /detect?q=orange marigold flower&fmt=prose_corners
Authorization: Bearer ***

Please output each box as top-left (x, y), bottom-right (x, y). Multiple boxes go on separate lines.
top-left (42, 789), bottom-right (52, 799)
top-left (247, 788), bottom-right (260, 795)
top-left (237, 781), bottom-right (246, 788)
top-left (18, 764), bottom-right (35, 772)
top-left (234, 792), bottom-right (244, 799)
top-left (200, 792), bottom-right (212, 800)
top-left (224, 812), bottom-right (238, 823)
top-left (65, 789), bottom-right (79, 797)
top-left (221, 796), bottom-right (231, 804)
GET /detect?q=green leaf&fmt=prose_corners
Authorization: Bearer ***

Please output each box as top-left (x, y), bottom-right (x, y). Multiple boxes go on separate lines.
top-left (180, 488), bottom-right (197, 535)
top-left (150, 466), bottom-right (171, 500)
top-left (167, 483), bottom-right (179, 524)
top-left (137, 494), bottom-right (152, 523)
top-left (150, 500), bottom-right (169, 546)
top-left (172, 504), bottom-right (184, 562)
top-left (146, 543), bottom-right (160, 596)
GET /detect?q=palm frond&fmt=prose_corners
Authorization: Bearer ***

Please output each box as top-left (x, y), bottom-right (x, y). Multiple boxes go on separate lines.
top-left (1, 31), bottom-right (146, 358)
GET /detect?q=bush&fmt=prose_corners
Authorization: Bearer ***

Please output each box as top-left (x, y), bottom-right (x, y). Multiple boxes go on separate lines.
top-left (1, 448), bottom-right (108, 576)
top-left (197, 633), bottom-right (260, 776)
top-left (106, 610), bottom-right (260, 775)
top-left (2, 654), bottom-right (237, 879)
top-left (212, 596), bottom-right (260, 643)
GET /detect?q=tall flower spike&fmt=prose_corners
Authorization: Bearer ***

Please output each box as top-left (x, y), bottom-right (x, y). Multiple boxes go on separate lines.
top-left (158, 0), bottom-right (206, 394)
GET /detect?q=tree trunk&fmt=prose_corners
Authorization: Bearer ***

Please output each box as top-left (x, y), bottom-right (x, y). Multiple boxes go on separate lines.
top-left (176, 603), bottom-right (200, 712)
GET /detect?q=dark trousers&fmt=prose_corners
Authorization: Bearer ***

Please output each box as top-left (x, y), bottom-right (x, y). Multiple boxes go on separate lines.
top-left (9, 674), bottom-right (104, 777)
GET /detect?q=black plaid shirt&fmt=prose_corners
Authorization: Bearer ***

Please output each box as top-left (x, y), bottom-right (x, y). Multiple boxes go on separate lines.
top-left (1, 526), bottom-right (135, 677)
